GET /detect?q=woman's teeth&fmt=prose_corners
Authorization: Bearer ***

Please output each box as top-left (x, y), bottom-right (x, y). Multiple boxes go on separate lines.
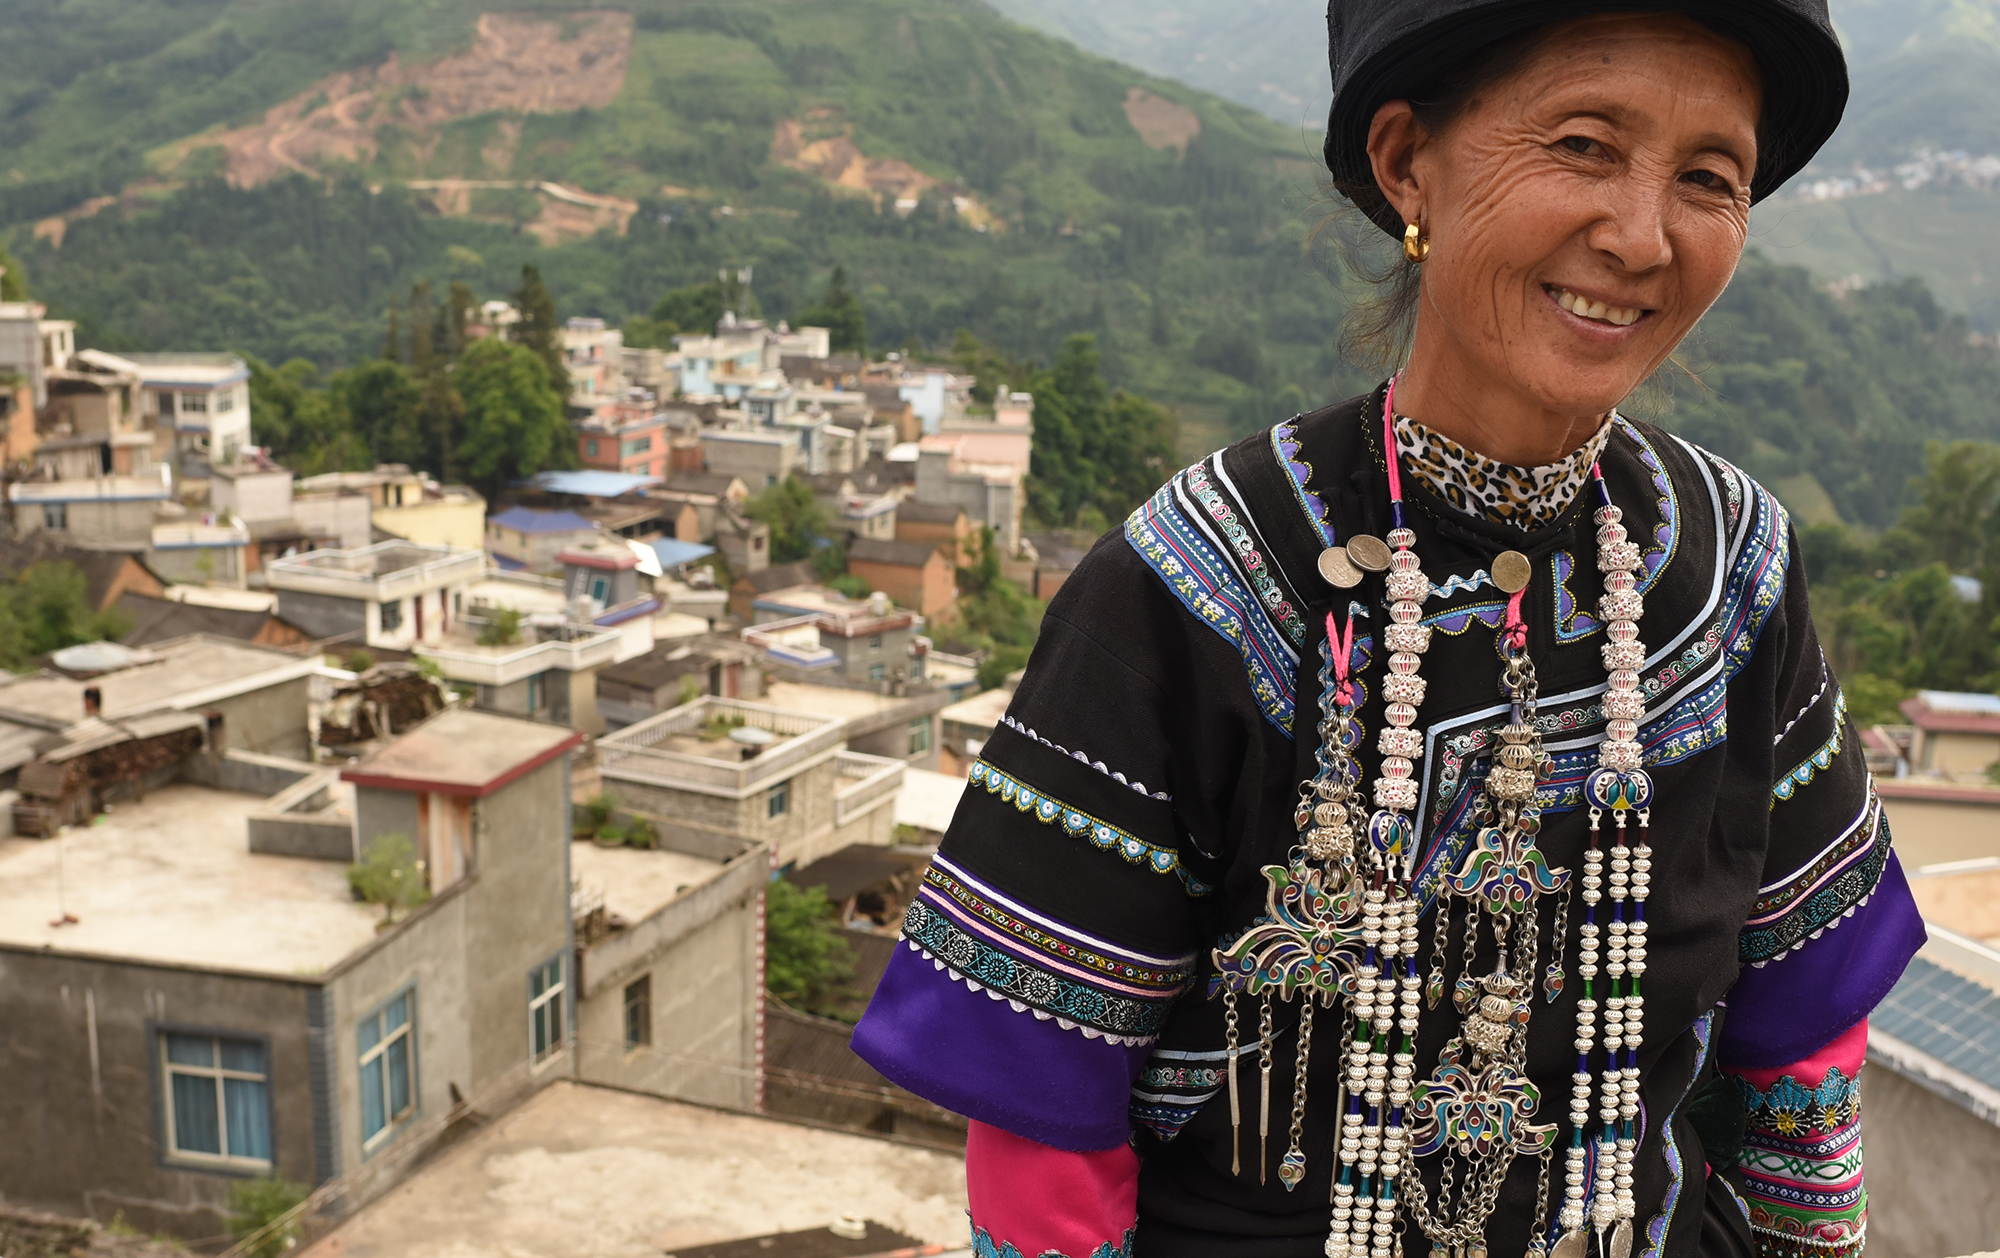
top-left (1553, 287), bottom-right (1643, 327)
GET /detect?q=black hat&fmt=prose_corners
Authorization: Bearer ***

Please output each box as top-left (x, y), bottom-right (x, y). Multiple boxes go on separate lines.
top-left (1324, 0), bottom-right (1848, 235)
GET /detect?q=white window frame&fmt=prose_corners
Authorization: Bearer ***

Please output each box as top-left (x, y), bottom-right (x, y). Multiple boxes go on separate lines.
top-left (159, 1031), bottom-right (273, 1170)
top-left (357, 988), bottom-right (417, 1151)
top-left (42, 503), bottom-right (66, 531)
top-left (529, 953), bottom-right (567, 1067)
top-left (180, 390), bottom-right (209, 413)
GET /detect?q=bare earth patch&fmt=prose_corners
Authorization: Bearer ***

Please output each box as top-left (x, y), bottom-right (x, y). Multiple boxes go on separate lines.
top-left (164, 11), bottom-right (634, 187)
top-left (1124, 87), bottom-right (1201, 156)
top-left (772, 107), bottom-right (994, 226)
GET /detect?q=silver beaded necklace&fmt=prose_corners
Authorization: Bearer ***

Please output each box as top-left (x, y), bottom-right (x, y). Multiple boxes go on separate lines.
top-left (1215, 379), bottom-right (1656, 1258)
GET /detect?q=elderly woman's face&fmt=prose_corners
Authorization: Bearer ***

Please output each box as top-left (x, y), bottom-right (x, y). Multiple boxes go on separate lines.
top-left (1375, 14), bottom-right (1761, 420)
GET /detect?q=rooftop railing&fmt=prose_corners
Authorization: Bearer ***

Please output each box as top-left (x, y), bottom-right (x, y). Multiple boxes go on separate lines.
top-left (599, 698), bottom-right (845, 797)
top-left (833, 750), bottom-right (904, 825)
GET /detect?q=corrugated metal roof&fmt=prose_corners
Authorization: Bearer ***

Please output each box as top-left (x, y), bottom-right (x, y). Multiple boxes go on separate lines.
top-left (1872, 955), bottom-right (2000, 1091)
top-left (531, 470), bottom-right (662, 498)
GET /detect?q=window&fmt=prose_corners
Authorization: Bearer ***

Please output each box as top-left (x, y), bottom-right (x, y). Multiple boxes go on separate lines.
top-left (869, 663), bottom-right (886, 682)
top-left (161, 1032), bottom-right (271, 1167)
top-left (767, 781), bottom-right (790, 818)
top-left (529, 954), bottom-right (566, 1065)
top-left (908, 718), bottom-right (932, 756)
top-left (42, 503), bottom-right (66, 531)
top-left (590, 576), bottom-right (610, 603)
top-left (379, 599), bottom-right (403, 633)
top-left (180, 391), bottom-right (208, 413)
top-left (869, 635), bottom-right (882, 650)
top-left (623, 976), bottom-right (652, 1049)
top-left (526, 672), bottom-right (542, 714)
top-left (621, 436), bottom-right (652, 456)
top-left (156, 391), bottom-right (177, 418)
top-left (216, 389), bottom-right (235, 413)
top-left (358, 990), bottom-right (416, 1147)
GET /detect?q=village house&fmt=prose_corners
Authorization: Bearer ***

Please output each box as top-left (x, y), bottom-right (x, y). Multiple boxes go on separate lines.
top-left (561, 316), bottom-right (626, 420)
top-left (295, 466), bottom-right (487, 553)
top-left (576, 402), bottom-right (671, 481)
top-left (266, 540), bottom-right (485, 654)
top-left (847, 538), bottom-right (957, 620)
top-left (595, 635), bottom-right (767, 728)
top-left (702, 426), bottom-right (799, 489)
top-left (596, 696), bottom-right (904, 870)
top-left (1900, 690), bottom-right (2000, 782)
top-left (484, 506), bottom-right (600, 572)
top-left (650, 470), bottom-right (749, 542)
top-left (728, 559), bottom-right (817, 622)
top-left (743, 585), bottom-right (927, 687)
top-left (0, 535), bottom-right (164, 615)
top-left (122, 351), bottom-right (253, 478)
top-left (895, 499), bottom-right (971, 566)
top-left (913, 389), bottom-right (1033, 553)
top-left (714, 504), bottom-right (772, 578)
top-left (115, 591), bottom-right (309, 651)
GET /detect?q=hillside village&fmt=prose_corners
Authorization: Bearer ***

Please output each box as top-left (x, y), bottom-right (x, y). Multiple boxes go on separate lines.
top-left (0, 286), bottom-right (1087, 1255)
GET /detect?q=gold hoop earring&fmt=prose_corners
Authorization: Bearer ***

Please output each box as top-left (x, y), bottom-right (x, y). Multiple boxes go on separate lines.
top-left (1403, 221), bottom-right (1430, 264)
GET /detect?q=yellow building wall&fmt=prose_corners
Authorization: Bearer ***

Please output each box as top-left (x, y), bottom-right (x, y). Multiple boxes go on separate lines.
top-left (373, 498), bottom-right (486, 552)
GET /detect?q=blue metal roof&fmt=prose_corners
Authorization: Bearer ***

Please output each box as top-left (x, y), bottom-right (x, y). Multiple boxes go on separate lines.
top-left (651, 538), bottom-right (717, 569)
top-left (1872, 955), bottom-right (2000, 1091)
top-left (488, 506), bottom-right (595, 535)
top-left (531, 470), bottom-right (662, 498)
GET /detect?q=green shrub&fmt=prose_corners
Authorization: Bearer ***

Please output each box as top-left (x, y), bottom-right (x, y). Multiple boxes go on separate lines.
top-left (764, 879), bottom-right (857, 1020)
top-left (476, 607), bottom-right (523, 647)
top-left (226, 1174), bottom-right (309, 1258)
top-left (346, 833), bottom-right (431, 926)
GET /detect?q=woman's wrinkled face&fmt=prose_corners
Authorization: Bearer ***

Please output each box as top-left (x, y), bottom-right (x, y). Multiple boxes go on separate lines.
top-left (1373, 13), bottom-right (1761, 420)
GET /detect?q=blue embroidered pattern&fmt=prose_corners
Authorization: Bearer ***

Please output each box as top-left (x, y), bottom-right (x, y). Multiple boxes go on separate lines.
top-left (967, 760), bottom-right (1212, 895)
top-left (1126, 475), bottom-right (1299, 736)
top-left (1741, 793), bottom-right (1890, 963)
top-left (1272, 415), bottom-right (1337, 547)
top-left (972, 1225), bottom-right (1138, 1258)
top-left (1640, 1010), bottom-right (1716, 1258)
top-left (1772, 689), bottom-right (1849, 807)
top-left (900, 899), bottom-right (1173, 1041)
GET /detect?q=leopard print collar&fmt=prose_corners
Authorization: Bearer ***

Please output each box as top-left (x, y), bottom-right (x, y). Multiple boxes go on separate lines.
top-left (1392, 413), bottom-right (1613, 531)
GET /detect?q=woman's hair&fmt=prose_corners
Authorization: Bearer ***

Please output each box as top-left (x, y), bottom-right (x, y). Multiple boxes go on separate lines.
top-left (1326, 17), bottom-right (1775, 372)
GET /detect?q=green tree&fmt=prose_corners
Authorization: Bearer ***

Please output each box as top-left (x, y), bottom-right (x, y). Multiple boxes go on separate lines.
top-left (14, 562), bottom-right (132, 657)
top-left (247, 357), bottom-right (370, 475)
top-left (346, 833), bottom-right (431, 927)
top-left (764, 879), bottom-right (856, 1019)
top-left (746, 475), bottom-right (833, 563)
top-left (797, 265), bottom-right (867, 356)
top-left (0, 247), bottom-right (28, 301)
top-left (339, 358), bottom-right (423, 469)
top-left (509, 264), bottom-right (569, 398)
top-left (226, 1175), bottom-right (310, 1258)
top-left (453, 337), bottom-right (573, 498)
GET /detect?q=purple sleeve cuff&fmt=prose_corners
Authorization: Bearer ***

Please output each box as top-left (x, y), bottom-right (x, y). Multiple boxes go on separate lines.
top-left (1720, 850), bottom-right (1927, 1068)
top-left (850, 941), bottom-right (1152, 1151)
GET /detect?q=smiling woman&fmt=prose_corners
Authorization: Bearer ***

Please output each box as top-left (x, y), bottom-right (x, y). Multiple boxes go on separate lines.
top-left (849, 4), bottom-right (1926, 1258)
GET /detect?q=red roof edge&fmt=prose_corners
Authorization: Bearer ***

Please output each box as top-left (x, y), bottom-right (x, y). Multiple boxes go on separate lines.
top-left (343, 727), bottom-right (586, 798)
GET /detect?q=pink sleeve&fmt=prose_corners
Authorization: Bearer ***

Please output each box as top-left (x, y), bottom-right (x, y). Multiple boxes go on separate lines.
top-left (1721, 1018), bottom-right (1869, 1258)
top-left (965, 1119), bottom-right (1139, 1258)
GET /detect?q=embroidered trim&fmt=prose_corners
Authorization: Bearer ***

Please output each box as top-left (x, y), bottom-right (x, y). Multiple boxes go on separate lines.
top-left (1126, 474), bottom-right (1299, 736)
top-left (918, 858), bottom-right (1195, 996)
top-left (1738, 1067), bottom-right (1860, 1138)
top-left (1777, 660), bottom-right (1833, 745)
top-left (968, 759), bottom-right (1212, 895)
top-left (998, 714), bottom-right (1171, 800)
top-left (1182, 457), bottom-right (1307, 645)
top-left (1771, 689), bottom-right (1848, 807)
top-left (1741, 794), bottom-right (1890, 964)
top-left (972, 1224), bottom-right (1137, 1258)
top-left (1272, 415), bottom-right (1337, 548)
top-left (1639, 1009), bottom-right (1716, 1258)
top-left (900, 901), bottom-right (1174, 1043)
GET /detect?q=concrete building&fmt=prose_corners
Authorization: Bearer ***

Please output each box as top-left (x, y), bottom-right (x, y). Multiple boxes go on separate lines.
top-left (652, 471), bottom-right (750, 542)
top-left (115, 592), bottom-right (309, 651)
top-left (576, 403), bottom-right (670, 481)
top-left (702, 427), bottom-right (798, 489)
top-left (484, 506), bottom-right (599, 573)
top-left (1901, 690), bottom-right (2000, 781)
top-left (266, 541), bottom-right (485, 653)
top-left (714, 504), bottom-right (772, 578)
top-left (729, 559), bottom-right (817, 622)
top-left (744, 585), bottom-right (927, 687)
top-left (0, 299), bottom-right (54, 412)
top-left (122, 352), bottom-right (253, 477)
top-left (561, 316), bottom-right (625, 417)
top-left (848, 538), bottom-right (957, 620)
top-left (295, 467), bottom-right (485, 553)
top-left (0, 634), bottom-right (317, 764)
top-left (597, 697), bottom-right (905, 871)
top-left (896, 499), bottom-right (971, 565)
top-left (761, 680), bottom-right (949, 771)
top-left (938, 685), bottom-right (1014, 777)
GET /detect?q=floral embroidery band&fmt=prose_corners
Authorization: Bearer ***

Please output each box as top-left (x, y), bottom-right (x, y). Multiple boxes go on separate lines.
top-left (967, 759), bottom-right (1211, 895)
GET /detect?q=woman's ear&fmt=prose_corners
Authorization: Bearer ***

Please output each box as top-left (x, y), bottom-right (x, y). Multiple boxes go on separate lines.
top-left (1366, 99), bottom-right (1425, 228)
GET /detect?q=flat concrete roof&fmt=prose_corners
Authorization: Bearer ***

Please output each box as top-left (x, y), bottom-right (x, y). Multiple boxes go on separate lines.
top-left (569, 842), bottom-right (724, 925)
top-left (895, 767), bottom-right (966, 834)
top-left (299, 1080), bottom-right (967, 1258)
top-left (939, 687), bottom-right (1012, 731)
top-left (0, 782), bottom-right (376, 975)
top-left (763, 681), bottom-right (920, 722)
top-left (0, 636), bottom-right (316, 731)
top-left (343, 709), bottom-right (582, 798)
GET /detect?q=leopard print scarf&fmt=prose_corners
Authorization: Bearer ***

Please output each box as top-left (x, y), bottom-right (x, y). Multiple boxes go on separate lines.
top-left (1393, 413), bottom-right (1613, 531)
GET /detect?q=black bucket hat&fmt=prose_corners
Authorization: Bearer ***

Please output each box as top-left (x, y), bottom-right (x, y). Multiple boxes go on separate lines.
top-left (1324, 0), bottom-right (1847, 235)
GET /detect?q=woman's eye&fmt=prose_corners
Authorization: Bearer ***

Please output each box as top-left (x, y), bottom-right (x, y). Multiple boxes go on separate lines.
top-left (1680, 168), bottom-right (1727, 189)
top-left (1559, 136), bottom-right (1601, 156)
